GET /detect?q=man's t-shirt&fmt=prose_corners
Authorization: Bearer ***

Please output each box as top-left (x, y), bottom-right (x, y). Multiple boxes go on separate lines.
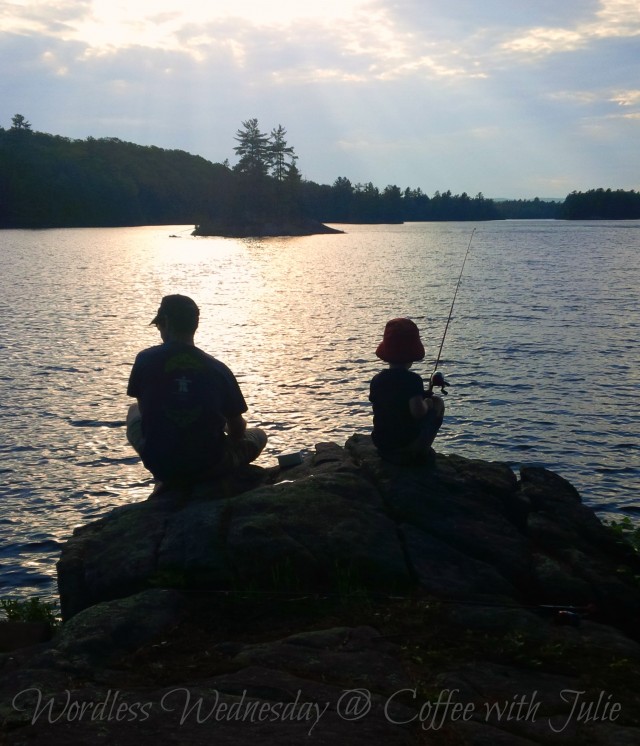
top-left (369, 367), bottom-right (425, 452)
top-left (127, 342), bottom-right (247, 481)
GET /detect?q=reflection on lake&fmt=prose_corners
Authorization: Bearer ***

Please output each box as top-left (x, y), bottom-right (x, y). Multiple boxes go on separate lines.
top-left (1, 220), bottom-right (639, 600)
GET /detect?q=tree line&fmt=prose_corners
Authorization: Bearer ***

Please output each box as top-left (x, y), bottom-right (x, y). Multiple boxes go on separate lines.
top-left (1, 114), bottom-right (638, 229)
top-left (0, 118), bottom-right (233, 228)
top-left (559, 189), bottom-right (640, 220)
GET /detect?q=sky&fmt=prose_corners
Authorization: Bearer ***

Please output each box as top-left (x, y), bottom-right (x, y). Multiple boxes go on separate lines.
top-left (1, 0), bottom-right (639, 198)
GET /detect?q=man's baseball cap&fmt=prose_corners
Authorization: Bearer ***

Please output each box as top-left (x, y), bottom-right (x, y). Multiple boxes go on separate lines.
top-left (150, 294), bottom-right (200, 329)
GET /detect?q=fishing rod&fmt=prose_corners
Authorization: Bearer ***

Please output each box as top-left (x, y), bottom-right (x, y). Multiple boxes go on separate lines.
top-left (427, 228), bottom-right (476, 397)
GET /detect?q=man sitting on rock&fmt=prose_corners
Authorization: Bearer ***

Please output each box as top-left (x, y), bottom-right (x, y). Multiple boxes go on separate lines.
top-left (126, 294), bottom-right (267, 487)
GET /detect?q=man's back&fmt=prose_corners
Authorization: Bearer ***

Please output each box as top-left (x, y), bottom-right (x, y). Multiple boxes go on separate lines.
top-left (127, 341), bottom-right (247, 481)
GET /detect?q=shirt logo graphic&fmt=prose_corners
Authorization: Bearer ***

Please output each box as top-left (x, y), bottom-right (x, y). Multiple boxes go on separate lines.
top-left (176, 376), bottom-right (191, 393)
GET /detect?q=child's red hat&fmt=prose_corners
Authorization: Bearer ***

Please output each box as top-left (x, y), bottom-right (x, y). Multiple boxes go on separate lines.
top-left (375, 318), bottom-right (425, 363)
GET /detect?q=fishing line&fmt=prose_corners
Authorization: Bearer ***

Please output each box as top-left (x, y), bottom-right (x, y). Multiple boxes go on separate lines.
top-left (428, 228), bottom-right (476, 395)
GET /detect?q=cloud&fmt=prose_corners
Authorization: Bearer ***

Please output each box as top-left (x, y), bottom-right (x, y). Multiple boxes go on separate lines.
top-left (501, 27), bottom-right (586, 55)
top-left (500, 0), bottom-right (640, 57)
top-left (593, 0), bottom-right (640, 35)
top-left (611, 89), bottom-right (640, 107)
top-left (0, 0), bottom-right (92, 36)
top-left (1, 0), bottom-right (376, 50)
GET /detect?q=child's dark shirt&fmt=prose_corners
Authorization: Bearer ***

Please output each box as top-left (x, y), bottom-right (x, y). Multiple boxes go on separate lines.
top-left (369, 367), bottom-right (425, 452)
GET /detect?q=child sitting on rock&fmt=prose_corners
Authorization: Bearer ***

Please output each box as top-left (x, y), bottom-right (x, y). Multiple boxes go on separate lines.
top-left (369, 317), bottom-right (445, 465)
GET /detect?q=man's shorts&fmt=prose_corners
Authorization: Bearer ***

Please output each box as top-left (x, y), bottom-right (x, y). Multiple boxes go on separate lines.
top-left (218, 428), bottom-right (268, 472)
top-left (126, 404), bottom-right (145, 455)
top-left (126, 403), bottom-right (267, 476)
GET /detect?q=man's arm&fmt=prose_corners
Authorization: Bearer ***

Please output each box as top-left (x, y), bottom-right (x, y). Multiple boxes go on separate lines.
top-left (226, 414), bottom-right (247, 440)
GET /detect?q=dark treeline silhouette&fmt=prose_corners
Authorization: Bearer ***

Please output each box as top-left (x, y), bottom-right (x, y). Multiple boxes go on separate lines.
top-left (494, 198), bottom-right (561, 219)
top-left (2, 117), bottom-right (638, 229)
top-left (298, 180), bottom-right (501, 223)
top-left (0, 125), bottom-right (499, 228)
top-left (0, 126), bottom-right (233, 228)
top-left (560, 188), bottom-right (640, 220)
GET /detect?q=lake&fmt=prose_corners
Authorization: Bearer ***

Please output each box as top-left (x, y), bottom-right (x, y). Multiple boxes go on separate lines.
top-left (1, 220), bottom-right (639, 603)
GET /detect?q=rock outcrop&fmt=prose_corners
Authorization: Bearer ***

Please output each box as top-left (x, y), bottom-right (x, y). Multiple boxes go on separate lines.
top-left (192, 218), bottom-right (344, 238)
top-left (56, 436), bottom-right (640, 631)
top-left (2, 436), bottom-right (640, 745)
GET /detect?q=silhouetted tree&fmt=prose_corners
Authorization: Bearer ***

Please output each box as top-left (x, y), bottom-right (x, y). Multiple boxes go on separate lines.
top-left (403, 187), bottom-right (430, 221)
top-left (269, 124), bottom-right (297, 181)
top-left (380, 184), bottom-right (403, 222)
top-left (327, 177), bottom-right (354, 221)
top-left (353, 182), bottom-right (380, 222)
top-left (10, 114), bottom-right (32, 131)
top-left (233, 118), bottom-right (270, 178)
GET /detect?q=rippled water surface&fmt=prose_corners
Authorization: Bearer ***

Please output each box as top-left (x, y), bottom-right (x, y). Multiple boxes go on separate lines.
top-left (1, 221), bottom-right (639, 601)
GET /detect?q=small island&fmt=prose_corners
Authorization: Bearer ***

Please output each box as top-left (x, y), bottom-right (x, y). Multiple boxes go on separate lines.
top-left (192, 120), bottom-right (346, 238)
top-left (192, 217), bottom-right (344, 238)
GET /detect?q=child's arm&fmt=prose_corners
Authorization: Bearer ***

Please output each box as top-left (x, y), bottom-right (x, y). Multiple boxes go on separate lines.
top-left (408, 395), bottom-right (434, 420)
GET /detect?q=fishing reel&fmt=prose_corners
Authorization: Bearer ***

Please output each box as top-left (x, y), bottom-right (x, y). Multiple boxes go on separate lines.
top-left (427, 370), bottom-right (450, 397)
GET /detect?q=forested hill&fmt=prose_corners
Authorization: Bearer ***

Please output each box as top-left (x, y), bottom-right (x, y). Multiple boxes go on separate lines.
top-left (1, 126), bottom-right (638, 229)
top-left (560, 188), bottom-right (640, 220)
top-left (0, 128), bottom-right (504, 228)
top-left (0, 129), bottom-right (233, 228)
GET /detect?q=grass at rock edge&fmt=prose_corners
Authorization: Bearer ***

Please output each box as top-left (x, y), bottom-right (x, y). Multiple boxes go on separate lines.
top-left (110, 591), bottom-right (640, 739)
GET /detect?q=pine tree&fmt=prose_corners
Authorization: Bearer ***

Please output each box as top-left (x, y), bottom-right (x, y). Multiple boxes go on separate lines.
top-left (269, 124), bottom-right (296, 181)
top-left (232, 118), bottom-right (270, 178)
top-left (10, 114), bottom-right (32, 132)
